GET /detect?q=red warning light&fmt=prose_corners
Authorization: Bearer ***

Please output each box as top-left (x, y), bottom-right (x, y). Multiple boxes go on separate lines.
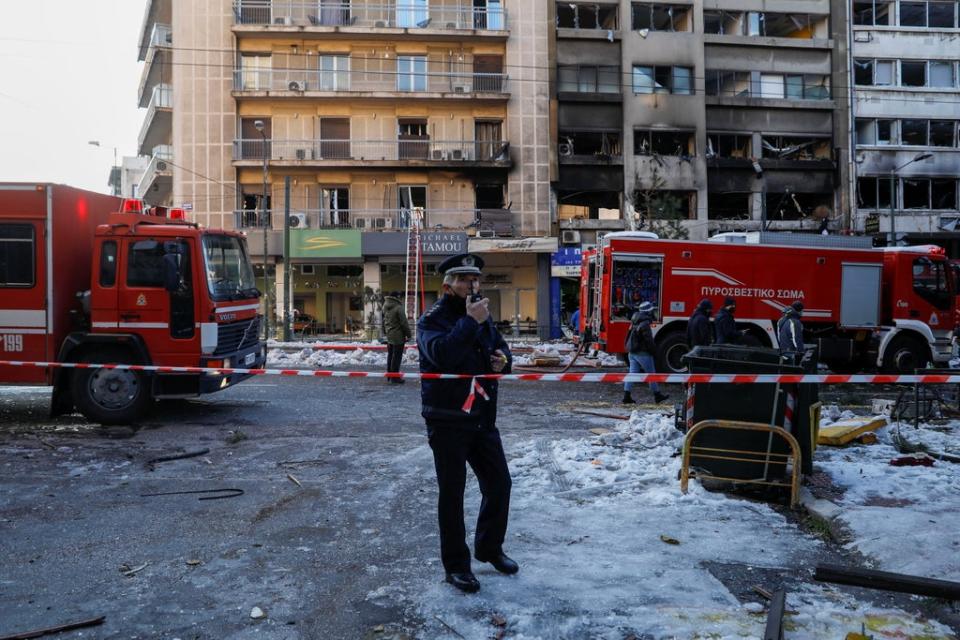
top-left (121, 199), bottom-right (144, 214)
top-left (76, 198), bottom-right (89, 221)
top-left (169, 208), bottom-right (186, 220)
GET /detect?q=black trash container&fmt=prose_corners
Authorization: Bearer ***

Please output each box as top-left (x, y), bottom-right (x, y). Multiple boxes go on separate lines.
top-left (681, 345), bottom-right (817, 477)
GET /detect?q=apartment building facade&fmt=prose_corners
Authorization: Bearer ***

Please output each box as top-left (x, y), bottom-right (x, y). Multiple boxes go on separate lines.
top-left (551, 0), bottom-right (850, 242)
top-left (851, 0), bottom-right (960, 247)
top-left (137, 0), bottom-right (553, 337)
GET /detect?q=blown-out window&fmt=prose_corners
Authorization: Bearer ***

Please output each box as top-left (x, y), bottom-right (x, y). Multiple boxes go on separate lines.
top-left (0, 224), bottom-right (34, 287)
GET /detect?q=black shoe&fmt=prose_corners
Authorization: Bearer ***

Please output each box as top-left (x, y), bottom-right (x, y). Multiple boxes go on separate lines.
top-left (622, 392), bottom-right (635, 405)
top-left (445, 572), bottom-right (480, 593)
top-left (654, 392), bottom-right (669, 404)
top-left (475, 552), bottom-right (519, 575)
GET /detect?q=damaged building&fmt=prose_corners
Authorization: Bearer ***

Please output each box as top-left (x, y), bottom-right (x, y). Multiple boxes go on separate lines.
top-left (550, 0), bottom-right (850, 241)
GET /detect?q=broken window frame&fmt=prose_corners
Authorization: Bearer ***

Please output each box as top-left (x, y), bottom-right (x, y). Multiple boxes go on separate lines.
top-left (632, 65), bottom-right (693, 94)
top-left (900, 0), bottom-right (960, 27)
top-left (857, 176), bottom-right (896, 209)
top-left (556, 2), bottom-right (620, 30)
top-left (853, 0), bottom-right (895, 24)
top-left (559, 130), bottom-right (623, 157)
top-left (900, 60), bottom-right (928, 87)
top-left (903, 177), bottom-right (932, 209)
top-left (930, 120), bottom-right (957, 147)
top-left (900, 119), bottom-right (929, 146)
top-left (631, 3), bottom-right (693, 31)
top-left (932, 179), bottom-right (959, 210)
top-left (760, 135), bottom-right (832, 161)
top-left (634, 129), bottom-right (696, 156)
top-left (706, 132), bottom-right (751, 158)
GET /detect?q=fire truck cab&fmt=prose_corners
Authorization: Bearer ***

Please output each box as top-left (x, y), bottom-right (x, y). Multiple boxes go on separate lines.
top-left (0, 184), bottom-right (265, 424)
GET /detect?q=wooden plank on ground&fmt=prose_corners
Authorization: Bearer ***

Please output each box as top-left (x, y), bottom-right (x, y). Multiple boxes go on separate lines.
top-left (817, 416), bottom-right (887, 446)
top-left (814, 564), bottom-right (960, 600)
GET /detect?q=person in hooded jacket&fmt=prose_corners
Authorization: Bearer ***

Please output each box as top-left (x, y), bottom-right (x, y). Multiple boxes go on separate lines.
top-left (687, 298), bottom-right (713, 348)
top-left (382, 291), bottom-right (412, 384)
top-left (623, 301), bottom-right (668, 404)
top-left (714, 296), bottom-right (740, 345)
top-left (417, 253), bottom-right (516, 594)
top-left (778, 301), bottom-right (805, 363)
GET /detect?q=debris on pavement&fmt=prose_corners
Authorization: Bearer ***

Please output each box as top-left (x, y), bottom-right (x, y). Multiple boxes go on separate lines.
top-left (0, 616), bottom-right (105, 640)
top-left (815, 564), bottom-right (960, 600)
top-left (817, 416), bottom-right (887, 446)
top-left (250, 606), bottom-right (266, 619)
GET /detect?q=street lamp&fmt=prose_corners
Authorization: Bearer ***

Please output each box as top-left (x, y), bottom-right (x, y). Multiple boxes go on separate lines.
top-left (88, 140), bottom-right (119, 196)
top-left (254, 119), bottom-right (270, 341)
top-left (888, 152), bottom-right (934, 246)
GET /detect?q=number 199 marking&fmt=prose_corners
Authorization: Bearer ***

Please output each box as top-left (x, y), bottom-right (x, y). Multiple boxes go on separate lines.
top-left (2, 334), bottom-right (24, 352)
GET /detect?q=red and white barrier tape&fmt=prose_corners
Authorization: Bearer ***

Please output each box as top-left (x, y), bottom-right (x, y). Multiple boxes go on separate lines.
top-left (1, 360), bottom-right (959, 384)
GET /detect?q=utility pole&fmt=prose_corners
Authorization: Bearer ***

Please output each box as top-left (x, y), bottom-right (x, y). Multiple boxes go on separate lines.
top-left (255, 120), bottom-right (270, 341)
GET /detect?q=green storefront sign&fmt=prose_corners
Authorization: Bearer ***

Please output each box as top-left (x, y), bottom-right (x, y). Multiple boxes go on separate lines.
top-left (290, 230), bottom-right (362, 258)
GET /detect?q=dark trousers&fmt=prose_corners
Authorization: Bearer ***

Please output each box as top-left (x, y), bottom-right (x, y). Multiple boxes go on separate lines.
top-left (427, 423), bottom-right (512, 573)
top-left (386, 343), bottom-right (404, 374)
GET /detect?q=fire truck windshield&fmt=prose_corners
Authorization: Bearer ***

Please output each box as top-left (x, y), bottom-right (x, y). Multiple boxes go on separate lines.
top-left (202, 234), bottom-right (258, 300)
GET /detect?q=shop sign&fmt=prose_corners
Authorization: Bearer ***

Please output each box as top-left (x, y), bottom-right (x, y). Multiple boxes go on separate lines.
top-left (864, 213), bottom-right (880, 235)
top-left (361, 231), bottom-right (466, 256)
top-left (422, 232), bottom-right (467, 255)
top-left (551, 247), bottom-right (582, 277)
top-left (469, 237), bottom-right (559, 254)
top-left (290, 230), bottom-right (361, 258)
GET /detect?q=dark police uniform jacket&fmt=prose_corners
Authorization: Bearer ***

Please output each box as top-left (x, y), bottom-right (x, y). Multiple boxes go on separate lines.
top-left (417, 294), bottom-right (512, 427)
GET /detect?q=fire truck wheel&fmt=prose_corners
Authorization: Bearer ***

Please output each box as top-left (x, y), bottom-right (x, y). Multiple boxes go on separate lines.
top-left (71, 352), bottom-right (152, 425)
top-left (656, 331), bottom-right (690, 373)
top-left (881, 335), bottom-right (927, 375)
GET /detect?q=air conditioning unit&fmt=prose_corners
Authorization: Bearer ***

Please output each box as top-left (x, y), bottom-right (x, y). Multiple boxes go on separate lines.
top-left (156, 160), bottom-right (168, 171)
top-left (558, 142), bottom-right (573, 156)
top-left (301, 264), bottom-right (316, 275)
top-left (453, 84), bottom-right (469, 93)
top-left (451, 149), bottom-right (464, 160)
top-left (354, 218), bottom-right (367, 229)
top-left (288, 80), bottom-right (307, 91)
top-left (289, 212), bottom-right (309, 228)
top-left (431, 149), bottom-right (445, 160)
top-left (561, 229), bottom-right (581, 245)
top-left (295, 148), bottom-right (309, 160)
top-left (275, 15), bottom-right (294, 25)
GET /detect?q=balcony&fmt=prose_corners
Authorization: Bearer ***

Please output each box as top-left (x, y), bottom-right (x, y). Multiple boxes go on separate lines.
top-left (232, 138), bottom-right (512, 168)
top-left (137, 0), bottom-right (172, 61)
top-left (232, 67), bottom-right (508, 98)
top-left (234, 208), bottom-right (479, 230)
top-left (138, 84), bottom-right (172, 155)
top-left (139, 147), bottom-right (173, 205)
top-left (232, 0), bottom-right (507, 35)
top-left (138, 24), bottom-right (172, 108)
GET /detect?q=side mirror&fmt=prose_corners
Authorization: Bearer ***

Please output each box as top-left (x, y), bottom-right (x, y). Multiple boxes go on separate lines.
top-left (162, 253), bottom-right (182, 292)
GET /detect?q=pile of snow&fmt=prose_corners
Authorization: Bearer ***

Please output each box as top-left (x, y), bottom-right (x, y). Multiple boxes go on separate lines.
top-left (816, 416), bottom-right (960, 582)
top-left (268, 347), bottom-right (418, 369)
top-left (367, 410), bottom-right (956, 638)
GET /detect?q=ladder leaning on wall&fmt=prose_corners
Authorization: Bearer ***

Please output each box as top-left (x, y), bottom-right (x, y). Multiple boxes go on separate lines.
top-left (403, 207), bottom-right (425, 323)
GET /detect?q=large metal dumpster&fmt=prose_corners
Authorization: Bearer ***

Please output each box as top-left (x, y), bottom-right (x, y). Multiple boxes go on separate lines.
top-left (681, 345), bottom-right (818, 477)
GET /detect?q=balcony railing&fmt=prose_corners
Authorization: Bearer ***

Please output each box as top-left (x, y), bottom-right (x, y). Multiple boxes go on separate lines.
top-left (149, 23), bottom-right (172, 48)
top-left (233, 208), bottom-right (479, 230)
top-left (233, 0), bottom-right (507, 31)
top-left (233, 138), bottom-right (511, 163)
top-left (138, 150), bottom-right (173, 200)
top-left (233, 68), bottom-right (508, 94)
top-left (138, 84), bottom-right (173, 154)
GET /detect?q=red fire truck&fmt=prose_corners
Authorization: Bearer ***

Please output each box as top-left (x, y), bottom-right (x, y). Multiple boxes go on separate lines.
top-left (0, 183), bottom-right (266, 424)
top-left (580, 231), bottom-right (958, 374)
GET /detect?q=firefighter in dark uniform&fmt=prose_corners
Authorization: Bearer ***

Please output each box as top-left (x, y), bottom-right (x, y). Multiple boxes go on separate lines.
top-left (417, 253), bottom-right (517, 594)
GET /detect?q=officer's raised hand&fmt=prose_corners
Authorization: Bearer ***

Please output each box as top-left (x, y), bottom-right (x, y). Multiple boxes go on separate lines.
top-left (490, 349), bottom-right (507, 372)
top-left (467, 297), bottom-right (490, 324)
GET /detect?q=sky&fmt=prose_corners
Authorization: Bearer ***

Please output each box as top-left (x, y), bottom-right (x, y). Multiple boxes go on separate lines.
top-left (0, 0), bottom-right (146, 194)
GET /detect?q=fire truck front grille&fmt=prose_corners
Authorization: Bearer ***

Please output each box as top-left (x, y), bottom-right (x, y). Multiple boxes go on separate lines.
top-left (215, 317), bottom-right (261, 355)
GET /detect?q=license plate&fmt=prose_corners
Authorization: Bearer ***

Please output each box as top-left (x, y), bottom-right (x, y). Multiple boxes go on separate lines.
top-left (244, 353), bottom-right (256, 366)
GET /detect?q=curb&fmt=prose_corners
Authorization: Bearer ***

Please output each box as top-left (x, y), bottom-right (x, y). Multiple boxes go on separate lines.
top-left (798, 486), bottom-right (843, 521)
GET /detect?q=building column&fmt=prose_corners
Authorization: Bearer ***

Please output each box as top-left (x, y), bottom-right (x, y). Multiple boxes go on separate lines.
top-left (274, 258), bottom-right (288, 339)
top-left (363, 259), bottom-right (382, 337)
top-left (537, 254), bottom-right (552, 340)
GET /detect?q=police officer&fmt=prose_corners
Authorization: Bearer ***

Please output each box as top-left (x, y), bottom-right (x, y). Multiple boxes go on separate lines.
top-left (417, 253), bottom-right (517, 594)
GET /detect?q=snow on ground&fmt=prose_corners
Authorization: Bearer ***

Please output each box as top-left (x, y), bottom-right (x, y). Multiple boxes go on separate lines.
top-left (369, 411), bottom-right (955, 638)
top-left (815, 415), bottom-right (960, 582)
top-left (267, 341), bottom-right (623, 369)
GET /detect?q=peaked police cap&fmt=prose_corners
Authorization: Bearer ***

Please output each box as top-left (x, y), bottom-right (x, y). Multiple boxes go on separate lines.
top-left (438, 253), bottom-right (484, 276)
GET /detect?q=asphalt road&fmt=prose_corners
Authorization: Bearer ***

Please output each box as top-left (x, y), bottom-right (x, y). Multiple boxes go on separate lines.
top-left (0, 370), bottom-right (637, 639)
top-left (1, 373), bottom-right (954, 639)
